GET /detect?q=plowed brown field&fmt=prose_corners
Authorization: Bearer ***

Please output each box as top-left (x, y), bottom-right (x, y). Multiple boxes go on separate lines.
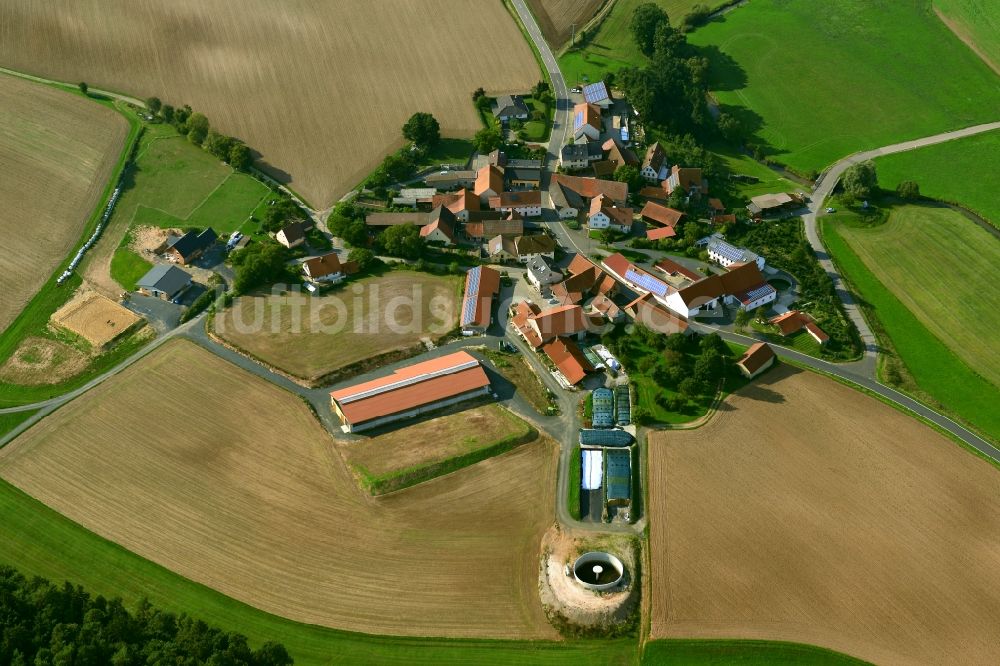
top-left (648, 366), bottom-right (1000, 666)
top-left (0, 74), bottom-right (128, 333)
top-left (528, 0), bottom-right (604, 46)
top-left (0, 340), bottom-right (558, 639)
top-left (0, 0), bottom-right (538, 207)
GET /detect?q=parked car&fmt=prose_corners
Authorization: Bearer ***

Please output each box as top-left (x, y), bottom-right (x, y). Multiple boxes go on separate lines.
top-left (825, 207), bottom-right (836, 213)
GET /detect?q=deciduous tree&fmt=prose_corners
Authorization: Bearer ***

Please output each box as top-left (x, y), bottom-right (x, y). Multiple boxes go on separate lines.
top-left (842, 160), bottom-right (878, 199)
top-left (630, 3), bottom-right (670, 57)
top-left (402, 112), bottom-right (440, 148)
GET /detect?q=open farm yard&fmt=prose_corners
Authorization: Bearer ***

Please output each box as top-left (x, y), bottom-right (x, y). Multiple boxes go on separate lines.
top-left (0, 0), bottom-right (539, 208)
top-left (0, 339), bottom-right (559, 640)
top-left (689, 0), bottom-right (1000, 176)
top-left (216, 272), bottom-right (462, 381)
top-left (648, 366), bottom-right (1000, 666)
top-left (0, 73), bottom-right (128, 334)
top-left (338, 403), bottom-right (536, 494)
top-left (873, 129), bottom-right (1000, 227)
top-left (933, 0), bottom-right (1000, 74)
top-left (822, 210), bottom-right (1000, 441)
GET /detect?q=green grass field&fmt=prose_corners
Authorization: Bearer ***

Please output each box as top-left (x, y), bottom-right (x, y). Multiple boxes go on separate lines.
top-left (821, 213), bottom-right (1000, 442)
top-left (642, 639), bottom-right (870, 664)
top-left (109, 123), bottom-right (270, 287)
top-left (933, 0), bottom-right (1000, 73)
top-left (873, 129), bottom-right (1000, 227)
top-left (0, 410), bottom-right (36, 439)
top-left (711, 144), bottom-right (805, 203)
top-left (558, 0), bottom-right (669, 86)
top-left (690, 0), bottom-right (1000, 176)
top-left (0, 478), bottom-right (637, 665)
top-left (830, 204), bottom-right (1000, 388)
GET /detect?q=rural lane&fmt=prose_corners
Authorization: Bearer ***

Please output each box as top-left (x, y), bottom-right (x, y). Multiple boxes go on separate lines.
top-left (801, 121), bottom-right (1000, 367)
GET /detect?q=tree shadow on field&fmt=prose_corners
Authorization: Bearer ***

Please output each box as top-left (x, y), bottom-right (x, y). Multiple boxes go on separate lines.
top-left (694, 44), bottom-right (748, 92)
top-left (249, 146), bottom-right (293, 189)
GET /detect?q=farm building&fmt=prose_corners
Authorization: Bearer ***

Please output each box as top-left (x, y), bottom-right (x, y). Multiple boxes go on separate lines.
top-left (641, 142), bottom-right (668, 181)
top-left (329, 351), bottom-right (491, 433)
top-left (736, 342), bottom-right (776, 379)
top-left (510, 301), bottom-right (596, 349)
top-left (572, 102), bottom-right (602, 143)
top-left (431, 188), bottom-right (480, 222)
top-left (602, 137), bottom-right (639, 169)
top-left (464, 216), bottom-right (523, 240)
top-left (276, 221), bottom-right (310, 249)
top-left (615, 384), bottom-right (631, 425)
top-left (393, 187), bottom-right (437, 209)
top-left (460, 265), bottom-right (501, 334)
top-left (549, 174), bottom-right (628, 219)
top-left (646, 226), bottom-right (677, 241)
top-left (525, 256), bottom-right (562, 290)
top-left (624, 293), bottom-right (690, 335)
top-left (591, 387), bottom-right (615, 428)
top-left (640, 202), bottom-right (684, 229)
top-left (769, 310), bottom-right (830, 345)
top-left (420, 206), bottom-right (457, 245)
top-left (579, 428), bottom-right (633, 447)
top-left (747, 192), bottom-right (801, 218)
top-left (654, 257), bottom-right (701, 284)
top-left (424, 170), bottom-right (476, 189)
top-left (474, 165), bottom-right (504, 205)
top-left (489, 190), bottom-right (542, 217)
top-left (135, 265), bottom-right (192, 301)
top-left (707, 237), bottom-right (765, 270)
top-left (364, 212), bottom-right (428, 229)
top-left (302, 252), bottom-right (357, 284)
top-left (550, 254), bottom-right (618, 306)
top-left (582, 80), bottom-right (613, 108)
top-left (559, 142), bottom-right (604, 170)
top-left (542, 336), bottom-right (593, 386)
top-left (488, 234), bottom-right (556, 263)
top-left (605, 449), bottom-right (631, 507)
top-left (164, 227), bottom-right (217, 265)
top-left (663, 165), bottom-right (708, 198)
top-left (587, 195), bottom-right (633, 233)
top-left (505, 167), bottom-right (541, 190)
top-left (492, 94), bottom-right (529, 121)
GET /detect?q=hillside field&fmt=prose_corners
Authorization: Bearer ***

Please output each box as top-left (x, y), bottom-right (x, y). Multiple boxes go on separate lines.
top-left (216, 272), bottom-right (462, 381)
top-left (0, 74), bottom-right (128, 334)
top-left (528, 0), bottom-right (603, 47)
top-left (821, 211), bottom-right (1000, 441)
top-left (0, 339), bottom-right (559, 639)
top-left (689, 0), bottom-right (1000, 175)
top-left (0, 0), bottom-right (538, 207)
top-left (873, 129), bottom-right (1000, 227)
top-left (933, 0), bottom-right (1000, 74)
top-left (648, 367), bottom-right (1000, 666)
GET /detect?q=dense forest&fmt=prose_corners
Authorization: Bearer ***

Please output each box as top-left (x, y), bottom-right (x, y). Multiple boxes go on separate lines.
top-left (0, 566), bottom-right (292, 665)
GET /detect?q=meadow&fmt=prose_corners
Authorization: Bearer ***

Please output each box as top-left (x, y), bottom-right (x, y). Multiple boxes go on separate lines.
top-left (0, 0), bottom-right (538, 207)
top-left (933, 0), bottom-right (1000, 74)
top-left (339, 403), bottom-right (537, 494)
top-left (0, 340), bottom-right (559, 639)
top-left (648, 366), bottom-right (1000, 666)
top-left (217, 272), bottom-right (462, 382)
top-left (821, 214), bottom-right (1000, 442)
top-left (873, 129), bottom-right (1000, 227)
top-left (711, 145), bottom-right (805, 203)
top-left (689, 0), bottom-right (1000, 176)
top-left (98, 122), bottom-right (269, 291)
top-left (0, 73), bottom-right (128, 334)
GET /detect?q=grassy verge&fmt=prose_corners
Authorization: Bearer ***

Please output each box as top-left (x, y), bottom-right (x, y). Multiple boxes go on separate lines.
top-left (821, 219), bottom-right (999, 443)
top-left (0, 478), bottom-right (637, 665)
top-left (642, 639), bottom-right (870, 664)
top-left (568, 444), bottom-right (581, 520)
top-left (485, 350), bottom-right (558, 414)
top-left (0, 410), bottom-right (37, 439)
top-left (353, 424), bottom-right (538, 495)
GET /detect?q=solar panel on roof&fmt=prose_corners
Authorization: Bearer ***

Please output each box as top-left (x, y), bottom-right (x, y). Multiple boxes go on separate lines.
top-left (743, 284), bottom-right (775, 302)
top-left (583, 81), bottom-right (609, 104)
top-left (461, 267), bottom-right (481, 325)
top-left (574, 110), bottom-right (584, 130)
top-left (625, 267), bottom-right (667, 297)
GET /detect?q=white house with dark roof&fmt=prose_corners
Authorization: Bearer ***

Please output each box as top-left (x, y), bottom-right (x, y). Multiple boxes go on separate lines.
top-left (492, 94), bottom-right (529, 121)
top-left (707, 237), bottom-right (764, 269)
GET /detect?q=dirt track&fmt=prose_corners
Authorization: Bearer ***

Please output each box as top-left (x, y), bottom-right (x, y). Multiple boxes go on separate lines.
top-left (0, 340), bottom-right (559, 639)
top-left (648, 366), bottom-right (1000, 666)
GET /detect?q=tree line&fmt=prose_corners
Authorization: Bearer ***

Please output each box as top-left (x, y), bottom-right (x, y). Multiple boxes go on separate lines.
top-left (0, 565), bottom-right (293, 665)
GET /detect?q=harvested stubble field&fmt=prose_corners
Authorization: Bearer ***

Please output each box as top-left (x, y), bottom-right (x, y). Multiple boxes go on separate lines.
top-left (50, 291), bottom-right (143, 348)
top-left (0, 0), bottom-right (538, 207)
top-left (339, 403), bottom-right (534, 492)
top-left (216, 272), bottom-right (462, 381)
top-left (648, 366), bottom-right (1000, 666)
top-left (0, 74), bottom-right (128, 334)
top-left (0, 339), bottom-right (559, 639)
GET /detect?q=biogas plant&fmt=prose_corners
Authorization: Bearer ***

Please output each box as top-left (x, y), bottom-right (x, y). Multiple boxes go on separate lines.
top-left (538, 528), bottom-right (639, 635)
